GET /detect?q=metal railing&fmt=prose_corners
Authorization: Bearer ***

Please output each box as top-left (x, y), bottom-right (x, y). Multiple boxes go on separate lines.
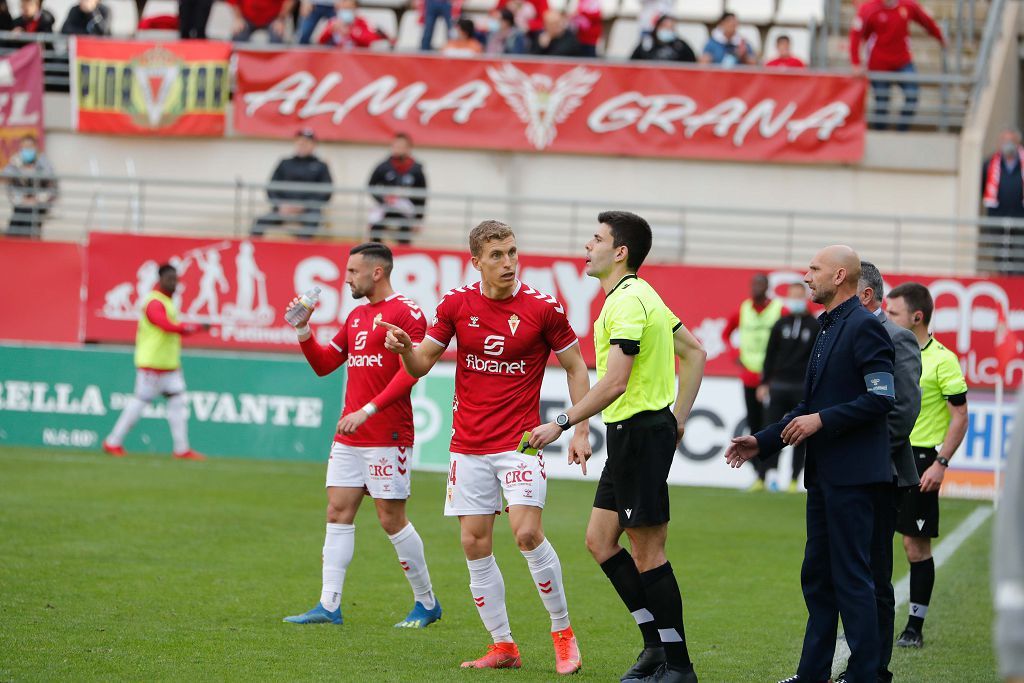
top-left (2, 174), bottom-right (1022, 276)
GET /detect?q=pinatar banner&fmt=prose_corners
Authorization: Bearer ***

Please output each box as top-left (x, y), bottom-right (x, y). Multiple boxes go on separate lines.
top-left (71, 38), bottom-right (231, 136)
top-left (0, 43), bottom-right (45, 168)
top-left (234, 49), bottom-right (867, 164)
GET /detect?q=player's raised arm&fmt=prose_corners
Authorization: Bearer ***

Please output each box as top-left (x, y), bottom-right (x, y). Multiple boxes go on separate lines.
top-left (380, 321), bottom-right (443, 378)
top-left (672, 321), bottom-right (707, 445)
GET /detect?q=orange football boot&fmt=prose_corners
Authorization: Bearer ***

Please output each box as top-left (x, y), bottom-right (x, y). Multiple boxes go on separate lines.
top-left (552, 626), bottom-right (582, 675)
top-left (460, 642), bottom-right (521, 669)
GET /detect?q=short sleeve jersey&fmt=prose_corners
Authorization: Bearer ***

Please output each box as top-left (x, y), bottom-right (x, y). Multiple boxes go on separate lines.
top-left (594, 275), bottom-right (681, 423)
top-left (328, 293), bottom-right (426, 447)
top-left (425, 281), bottom-right (578, 455)
top-left (909, 337), bottom-right (968, 448)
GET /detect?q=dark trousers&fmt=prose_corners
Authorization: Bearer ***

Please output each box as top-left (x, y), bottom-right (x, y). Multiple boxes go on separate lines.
top-left (744, 385), bottom-right (769, 479)
top-left (420, 0), bottom-right (452, 50)
top-left (797, 479), bottom-right (879, 683)
top-left (870, 63), bottom-right (918, 132)
top-left (252, 207), bottom-right (322, 239)
top-left (871, 480), bottom-right (899, 683)
top-left (178, 0), bottom-right (214, 38)
top-left (764, 383), bottom-right (806, 481)
top-left (7, 205), bottom-right (47, 238)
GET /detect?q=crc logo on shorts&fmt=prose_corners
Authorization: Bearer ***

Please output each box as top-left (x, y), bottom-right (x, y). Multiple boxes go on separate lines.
top-left (368, 457), bottom-right (393, 478)
top-left (505, 461), bottom-right (533, 486)
top-left (354, 331), bottom-right (369, 351)
top-left (483, 335), bottom-right (505, 356)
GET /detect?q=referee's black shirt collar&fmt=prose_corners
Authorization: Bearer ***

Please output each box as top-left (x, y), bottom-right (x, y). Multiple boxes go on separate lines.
top-left (607, 274), bottom-right (638, 297)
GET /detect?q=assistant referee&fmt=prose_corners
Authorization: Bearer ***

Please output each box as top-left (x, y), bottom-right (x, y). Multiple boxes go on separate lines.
top-left (530, 211), bottom-right (707, 683)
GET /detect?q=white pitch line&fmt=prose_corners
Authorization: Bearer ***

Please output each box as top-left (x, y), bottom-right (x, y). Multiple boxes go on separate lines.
top-left (830, 505), bottom-right (994, 677)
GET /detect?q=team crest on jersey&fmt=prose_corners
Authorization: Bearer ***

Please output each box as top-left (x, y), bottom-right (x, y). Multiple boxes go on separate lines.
top-left (351, 318), bottom-right (360, 328)
top-left (373, 313), bottom-right (383, 329)
top-left (508, 314), bottom-right (520, 335)
top-left (469, 316), bottom-right (480, 328)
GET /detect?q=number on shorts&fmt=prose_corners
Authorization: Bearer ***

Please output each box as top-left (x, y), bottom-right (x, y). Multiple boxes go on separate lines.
top-left (449, 460), bottom-right (457, 486)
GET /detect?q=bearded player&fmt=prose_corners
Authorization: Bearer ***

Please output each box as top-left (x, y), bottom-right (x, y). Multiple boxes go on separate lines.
top-left (283, 242), bottom-right (442, 629)
top-left (381, 220), bottom-right (592, 674)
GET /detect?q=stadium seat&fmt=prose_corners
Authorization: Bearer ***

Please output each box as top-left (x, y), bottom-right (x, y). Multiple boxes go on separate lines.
top-left (206, 0), bottom-right (235, 40)
top-left (461, 0), bottom-right (493, 12)
top-left (676, 21), bottom-right (709, 53)
top-left (605, 17), bottom-right (638, 58)
top-left (725, 0), bottom-right (773, 25)
top-left (674, 0), bottom-right (722, 23)
top-left (362, 7), bottom-right (398, 39)
top-left (773, 0), bottom-right (822, 25)
top-left (105, 0), bottom-right (139, 36)
top-left (396, 9), bottom-right (449, 50)
top-left (737, 22), bottom-right (761, 55)
top-left (618, 0), bottom-right (640, 18)
top-left (764, 24), bottom-right (810, 63)
top-left (139, 0), bottom-right (178, 18)
top-left (364, 0), bottom-right (410, 9)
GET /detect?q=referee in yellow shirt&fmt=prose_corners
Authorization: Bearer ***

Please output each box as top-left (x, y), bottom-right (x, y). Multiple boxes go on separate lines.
top-left (530, 211), bottom-right (707, 683)
top-left (885, 282), bottom-right (969, 650)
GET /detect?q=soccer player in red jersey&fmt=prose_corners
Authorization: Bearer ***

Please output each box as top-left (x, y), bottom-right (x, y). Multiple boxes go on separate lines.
top-left (381, 220), bottom-right (593, 674)
top-left (283, 242), bottom-right (442, 628)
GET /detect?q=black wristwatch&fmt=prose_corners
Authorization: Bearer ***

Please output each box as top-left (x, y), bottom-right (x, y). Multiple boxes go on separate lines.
top-left (936, 456), bottom-right (950, 467)
top-left (555, 413), bottom-right (571, 431)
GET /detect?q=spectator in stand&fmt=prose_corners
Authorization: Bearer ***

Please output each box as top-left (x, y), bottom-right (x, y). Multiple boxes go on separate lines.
top-left (484, 7), bottom-right (526, 55)
top-left (419, 0), bottom-right (457, 50)
top-left (297, 0), bottom-right (333, 43)
top-left (569, 0), bottom-right (601, 57)
top-left (765, 34), bottom-right (805, 68)
top-left (3, 135), bottom-right (57, 239)
top-left (229, 0), bottom-right (294, 42)
top-left (252, 129), bottom-right (333, 240)
top-left (637, 0), bottom-right (671, 36)
top-left (318, 0), bottom-right (388, 47)
top-left (0, 0), bottom-right (15, 29)
top-left (497, 0), bottom-right (545, 42)
top-left (12, 0), bottom-right (55, 32)
top-left (981, 129), bottom-right (1024, 274)
top-left (630, 15), bottom-right (696, 63)
top-left (178, 0), bottom-right (213, 38)
top-left (61, 0), bottom-right (111, 34)
top-left (367, 133), bottom-right (427, 246)
top-left (849, 0), bottom-right (945, 131)
top-left (699, 12), bottom-right (756, 67)
top-left (441, 17), bottom-right (483, 55)
top-left (530, 9), bottom-right (582, 57)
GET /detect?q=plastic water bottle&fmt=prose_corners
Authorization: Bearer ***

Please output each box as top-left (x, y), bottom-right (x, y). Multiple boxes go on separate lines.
top-left (285, 287), bottom-right (321, 326)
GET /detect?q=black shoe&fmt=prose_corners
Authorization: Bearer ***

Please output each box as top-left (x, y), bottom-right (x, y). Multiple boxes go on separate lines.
top-left (895, 626), bottom-right (923, 648)
top-left (620, 647), bottom-right (667, 681)
top-left (652, 664), bottom-right (697, 683)
top-left (778, 676), bottom-right (801, 683)
top-left (834, 672), bottom-right (848, 683)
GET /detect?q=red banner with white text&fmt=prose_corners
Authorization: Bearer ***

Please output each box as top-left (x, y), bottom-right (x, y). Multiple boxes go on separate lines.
top-left (0, 44), bottom-right (45, 168)
top-left (82, 233), bottom-right (1024, 388)
top-left (71, 38), bottom-right (231, 136)
top-left (234, 50), bottom-right (866, 163)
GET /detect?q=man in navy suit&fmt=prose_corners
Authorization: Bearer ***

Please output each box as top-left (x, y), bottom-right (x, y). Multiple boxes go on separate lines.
top-left (725, 245), bottom-right (896, 683)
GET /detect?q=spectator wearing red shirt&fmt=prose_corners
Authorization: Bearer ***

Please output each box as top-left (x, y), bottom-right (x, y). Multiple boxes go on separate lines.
top-left (765, 34), bottom-right (805, 68)
top-left (229, 0), bottom-right (294, 42)
top-left (850, 0), bottom-right (945, 131)
top-left (569, 0), bottom-right (601, 57)
top-left (12, 0), bottom-right (55, 32)
top-left (318, 0), bottom-right (388, 47)
top-left (496, 0), bottom-right (546, 38)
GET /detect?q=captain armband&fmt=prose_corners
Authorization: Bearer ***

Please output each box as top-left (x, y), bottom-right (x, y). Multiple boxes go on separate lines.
top-left (610, 339), bottom-right (641, 356)
top-left (864, 372), bottom-right (895, 398)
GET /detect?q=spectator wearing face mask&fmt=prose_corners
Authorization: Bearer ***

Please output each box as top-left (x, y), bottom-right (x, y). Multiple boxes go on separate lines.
top-left (699, 12), bottom-right (756, 67)
top-left (3, 135), bottom-right (58, 238)
top-left (367, 133), bottom-right (427, 246)
top-left (484, 7), bottom-right (526, 54)
top-left (757, 282), bottom-right (820, 492)
top-left (765, 34), bottom-right (805, 68)
top-left (630, 15), bottom-right (696, 62)
top-left (318, 0), bottom-right (389, 46)
top-left (981, 128), bottom-right (1024, 274)
top-left (442, 17), bottom-right (483, 55)
top-left (60, 0), bottom-right (111, 34)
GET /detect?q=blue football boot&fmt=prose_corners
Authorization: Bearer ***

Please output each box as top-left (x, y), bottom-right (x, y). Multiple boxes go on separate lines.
top-left (283, 602), bottom-right (343, 625)
top-left (394, 599), bottom-right (442, 628)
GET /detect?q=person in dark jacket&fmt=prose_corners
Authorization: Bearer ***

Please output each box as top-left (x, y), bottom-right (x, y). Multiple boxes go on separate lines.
top-left (981, 129), bottom-right (1024, 274)
top-left (630, 15), bottom-right (696, 63)
top-left (0, 0), bottom-right (15, 30)
top-left (12, 0), bottom-right (55, 32)
top-left (252, 129), bottom-right (333, 239)
top-left (367, 133), bottom-right (427, 246)
top-left (757, 281), bottom-right (819, 492)
top-left (530, 9), bottom-right (583, 57)
top-left (61, 0), bottom-right (111, 34)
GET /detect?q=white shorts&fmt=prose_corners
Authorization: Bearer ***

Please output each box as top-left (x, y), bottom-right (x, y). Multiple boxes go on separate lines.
top-left (134, 369), bottom-right (186, 402)
top-left (444, 450), bottom-right (547, 516)
top-left (326, 442), bottom-right (411, 500)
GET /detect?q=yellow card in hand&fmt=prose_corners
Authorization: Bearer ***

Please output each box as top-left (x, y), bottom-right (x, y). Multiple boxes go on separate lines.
top-left (517, 431), bottom-right (539, 456)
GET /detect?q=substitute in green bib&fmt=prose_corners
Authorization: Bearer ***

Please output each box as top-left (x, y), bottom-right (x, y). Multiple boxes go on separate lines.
top-left (529, 211), bottom-right (707, 683)
top-left (103, 263), bottom-right (209, 460)
top-left (886, 282), bottom-right (969, 650)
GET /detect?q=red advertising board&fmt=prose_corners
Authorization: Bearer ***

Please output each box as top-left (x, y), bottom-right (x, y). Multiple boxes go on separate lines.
top-left (71, 38), bottom-right (231, 136)
top-left (234, 50), bottom-right (866, 163)
top-left (0, 44), bottom-right (45, 168)
top-left (83, 233), bottom-right (1024, 388)
top-left (0, 239), bottom-right (82, 343)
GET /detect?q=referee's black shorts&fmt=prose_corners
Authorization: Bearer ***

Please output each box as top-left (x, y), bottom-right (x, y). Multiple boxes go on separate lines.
top-left (593, 405), bottom-right (676, 528)
top-left (896, 446), bottom-right (941, 538)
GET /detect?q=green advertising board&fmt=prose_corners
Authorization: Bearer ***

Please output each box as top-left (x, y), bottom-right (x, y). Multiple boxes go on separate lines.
top-left (0, 344), bottom-right (458, 468)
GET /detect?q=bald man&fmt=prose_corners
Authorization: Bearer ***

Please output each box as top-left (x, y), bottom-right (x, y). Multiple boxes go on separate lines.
top-left (727, 246), bottom-right (896, 683)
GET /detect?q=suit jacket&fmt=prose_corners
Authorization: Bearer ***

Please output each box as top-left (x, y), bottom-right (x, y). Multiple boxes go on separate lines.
top-left (879, 312), bottom-right (922, 487)
top-left (755, 297), bottom-right (896, 486)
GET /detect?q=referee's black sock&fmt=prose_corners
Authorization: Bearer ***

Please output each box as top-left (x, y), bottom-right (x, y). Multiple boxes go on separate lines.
top-left (599, 548), bottom-right (661, 648)
top-left (639, 561), bottom-right (692, 669)
top-left (907, 557), bottom-right (935, 632)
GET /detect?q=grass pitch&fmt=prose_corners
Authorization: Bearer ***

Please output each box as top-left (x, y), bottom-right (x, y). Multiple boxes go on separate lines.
top-left (0, 447), bottom-right (999, 682)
